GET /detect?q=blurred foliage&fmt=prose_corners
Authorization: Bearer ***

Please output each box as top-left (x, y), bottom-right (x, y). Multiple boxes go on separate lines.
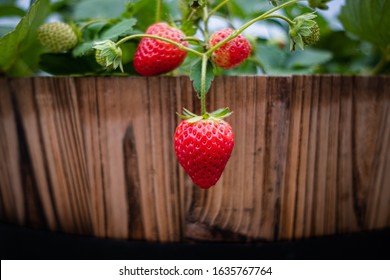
top-left (0, 0), bottom-right (389, 76)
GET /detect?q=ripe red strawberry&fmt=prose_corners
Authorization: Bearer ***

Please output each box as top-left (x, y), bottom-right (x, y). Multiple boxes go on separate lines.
top-left (209, 28), bottom-right (251, 70)
top-left (174, 109), bottom-right (234, 189)
top-left (133, 22), bottom-right (188, 76)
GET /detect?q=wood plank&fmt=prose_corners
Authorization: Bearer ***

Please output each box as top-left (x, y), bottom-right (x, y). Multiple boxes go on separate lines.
top-left (324, 75), bottom-right (341, 235)
top-left (0, 78), bottom-right (25, 225)
top-left (74, 77), bottom-right (106, 237)
top-left (0, 76), bottom-right (389, 242)
top-left (279, 75), bottom-right (303, 240)
top-left (293, 75), bottom-right (313, 239)
top-left (365, 76), bottom-right (390, 229)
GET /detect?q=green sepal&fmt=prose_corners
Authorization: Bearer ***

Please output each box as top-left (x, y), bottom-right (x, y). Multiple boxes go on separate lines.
top-left (177, 107), bottom-right (232, 122)
top-left (210, 107), bottom-right (233, 119)
top-left (289, 13), bottom-right (318, 51)
top-left (93, 40), bottom-right (124, 72)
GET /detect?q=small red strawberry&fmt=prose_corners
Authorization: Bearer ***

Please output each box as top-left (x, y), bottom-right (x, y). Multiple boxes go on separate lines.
top-left (174, 108), bottom-right (234, 189)
top-left (209, 28), bottom-right (251, 70)
top-left (133, 22), bottom-right (188, 76)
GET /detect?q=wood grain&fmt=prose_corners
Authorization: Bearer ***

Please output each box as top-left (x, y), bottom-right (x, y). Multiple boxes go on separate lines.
top-left (0, 75), bottom-right (389, 242)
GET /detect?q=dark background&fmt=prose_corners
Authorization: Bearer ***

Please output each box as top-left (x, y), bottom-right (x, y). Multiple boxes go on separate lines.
top-left (1, 222), bottom-right (389, 260)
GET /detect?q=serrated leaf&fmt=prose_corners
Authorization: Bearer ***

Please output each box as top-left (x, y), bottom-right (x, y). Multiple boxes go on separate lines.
top-left (189, 59), bottom-right (215, 99)
top-left (100, 18), bottom-right (137, 40)
top-left (339, 0), bottom-right (390, 50)
top-left (0, 0), bottom-right (49, 76)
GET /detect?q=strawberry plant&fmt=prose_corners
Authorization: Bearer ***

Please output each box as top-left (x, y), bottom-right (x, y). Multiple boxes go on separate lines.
top-left (0, 0), bottom-right (388, 188)
top-left (0, 0), bottom-right (339, 188)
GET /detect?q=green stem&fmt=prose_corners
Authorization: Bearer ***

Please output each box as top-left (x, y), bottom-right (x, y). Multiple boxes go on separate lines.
top-left (115, 34), bottom-right (203, 57)
top-left (182, 36), bottom-right (203, 45)
top-left (156, 0), bottom-right (162, 22)
top-left (200, 54), bottom-right (208, 115)
top-left (263, 14), bottom-right (294, 26)
top-left (207, 0), bottom-right (231, 19)
top-left (186, 8), bottom-right (197, 21)
top-left (204, 0), bottom-right (231, 39)
top-left (203, 4), bottom-right (210, 40)
top-left (205, 0), bottom-right (302, 56)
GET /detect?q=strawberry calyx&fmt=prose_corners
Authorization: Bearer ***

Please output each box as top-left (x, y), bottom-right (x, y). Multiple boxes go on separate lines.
top-left (177, 107), bottom-right (232, 123)
top-left (93, 40), bottom-right (124, 72)
top-left (289, 12), bottom-right (319, 51)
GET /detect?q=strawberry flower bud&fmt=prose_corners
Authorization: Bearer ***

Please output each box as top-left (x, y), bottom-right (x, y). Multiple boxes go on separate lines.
top-left (289, 13), bottom-right (320, 51)
top-left (93, 40), bottom-right (124, 72)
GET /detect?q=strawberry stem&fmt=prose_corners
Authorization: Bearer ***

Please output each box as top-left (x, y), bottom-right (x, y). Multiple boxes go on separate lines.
top-left (263, 14), bottom-right (295, 26)
top-left (203, 5), bottom-right (210, 39)
top-left (207, 0), bottom-right (231, 20)
top-left (156, 0), bottom-right (162, 22)
top-left (200, 54), bottom-right (208, 115)
top-left (115, 34), bottom-right (203, 57)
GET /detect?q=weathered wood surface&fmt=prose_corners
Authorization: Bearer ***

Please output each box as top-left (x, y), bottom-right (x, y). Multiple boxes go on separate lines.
top-left (0, 76), bottom-right (389, 242)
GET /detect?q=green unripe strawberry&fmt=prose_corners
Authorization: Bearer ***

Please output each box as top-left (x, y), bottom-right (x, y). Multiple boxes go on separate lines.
top-left (37, 22), bottom-right (78, 53)
top-left (302, 23), bottom-right (320, 46)
top-left (95, 50), bottom-right (106, 67)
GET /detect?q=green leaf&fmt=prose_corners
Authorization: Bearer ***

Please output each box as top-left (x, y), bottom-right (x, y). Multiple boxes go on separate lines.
top-left (222, 59), bottom-right (257, 75)
top-left (308, 0), bottom-right (332, 10)
top-left (339, 0), bottom-right (390, 50)
top-left (286, 49), bottom-right (332, 68)
top-left (72, 41), bottom-right (95, 57)
top-left (100, 18), bottom-right (137, 40)
top-left (39, 53), bottom-right (99, 75)
top-left (0, 4), bottom-right (25, 17)
top-left (0, 26), bottom-right (14, 37)
top-left (256, 43), bottom-right (287, 70)
top-left (0, 0), bottom-right (50, 76)
top-left (229, 0), bottom-right (270, 19)
top-left (73, 0), bottom-right (128, 20)
top-left (189, 59), bottom-right (215, 99)
top-left (256, 42), bottom-right (332, 75)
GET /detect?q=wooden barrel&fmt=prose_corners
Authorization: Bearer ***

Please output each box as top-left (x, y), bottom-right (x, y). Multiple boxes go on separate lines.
top-left (0, 75), bottom-right (389, 242)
